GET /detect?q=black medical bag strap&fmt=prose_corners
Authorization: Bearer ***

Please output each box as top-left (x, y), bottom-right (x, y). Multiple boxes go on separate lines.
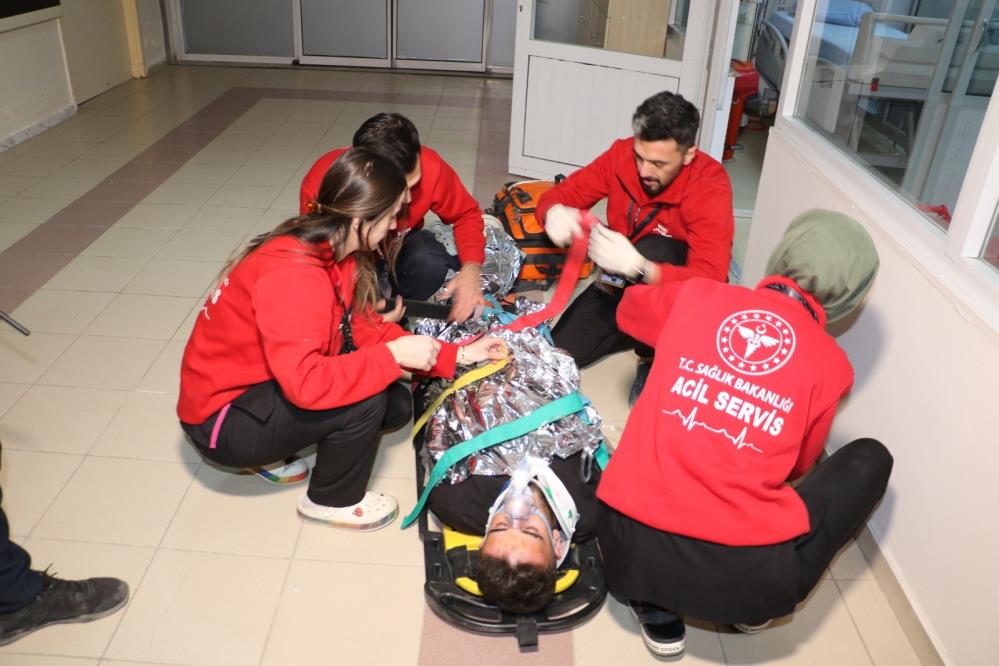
top-left (497, 183), bottom-right (531, 238)
top-left (626, 200), bottom-right (665, 241)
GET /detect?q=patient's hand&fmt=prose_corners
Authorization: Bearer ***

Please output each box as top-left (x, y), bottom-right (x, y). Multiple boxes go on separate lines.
top-left (461, 337), bottom-right (508, 364)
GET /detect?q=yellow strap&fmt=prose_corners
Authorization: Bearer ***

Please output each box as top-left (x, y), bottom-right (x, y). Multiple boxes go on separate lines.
top-left (443, 526), bottom-right (483, 552)
top-left (410, 357), bottom-right (510, 439)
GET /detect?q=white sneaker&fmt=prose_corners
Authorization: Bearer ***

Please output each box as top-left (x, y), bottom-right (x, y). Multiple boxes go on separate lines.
top-left (734, 619), bottom-right (773, 634)
top-left (249, 457), bottom-right (309, 485)
top-left (297, 492), bottom-right (398, 531)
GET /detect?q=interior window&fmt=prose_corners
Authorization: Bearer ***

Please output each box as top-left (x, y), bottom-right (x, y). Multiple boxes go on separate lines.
top-left (532, 0), bottom-right (685, 59)
top-left (789, 0), bottom-right (999, 232)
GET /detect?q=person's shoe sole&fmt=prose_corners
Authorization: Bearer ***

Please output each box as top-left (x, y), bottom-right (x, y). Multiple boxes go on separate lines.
top-left (252, 467), bottom-right (309, 485)
top-left (734, 620), bottom-right (772, 634)
top-left (639, 630), bottom-right (686, 657)
top-left (0, 594), bottom-right (129, 646)
top-left (296, 505), bottom-right (399, 532)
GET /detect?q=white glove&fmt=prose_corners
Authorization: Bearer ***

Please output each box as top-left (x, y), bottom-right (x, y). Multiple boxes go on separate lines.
top-left (588, 224), bottom-right (645, 278)
top-left (544, 204), bottom-right (583, 248)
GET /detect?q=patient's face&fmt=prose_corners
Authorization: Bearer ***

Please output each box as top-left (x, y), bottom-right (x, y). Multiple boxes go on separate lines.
top-left (482, 484), bottom-right (563, 568)
top-left (481, 510), bottom-right (557, 569)
top-left (633, 137), bottom-right (696, 196)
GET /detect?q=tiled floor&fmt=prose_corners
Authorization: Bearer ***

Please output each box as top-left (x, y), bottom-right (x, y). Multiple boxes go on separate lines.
top-left (724, 125), bottom-right (769, 214)
top-left (0, 65), bottom-right (927, 665)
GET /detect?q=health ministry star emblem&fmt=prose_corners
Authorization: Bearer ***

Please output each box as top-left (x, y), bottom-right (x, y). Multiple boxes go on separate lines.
top-left (716, 310), bottom-right (795, 376)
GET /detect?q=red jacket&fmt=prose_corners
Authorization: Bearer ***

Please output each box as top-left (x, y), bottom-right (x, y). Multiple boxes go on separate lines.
top-left (177, 236), bottom-right (458, 425)
top-left (597, 276), bottom-right (853, 546)
top-left (300, 145), bottom-right (485, 265)
top-left (536, 138), bottom-right (733, 283)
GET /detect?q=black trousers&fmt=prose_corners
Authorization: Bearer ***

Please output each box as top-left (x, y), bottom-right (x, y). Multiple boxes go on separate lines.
top-left (551, 235), bottom-right (688, 367)
top-left (793, 438), bottom-right (894, 598)
top-left (182, 382), bottom-right (413, 507)
top-left (394, 229), bottom-right (461, 301)
top-left (598, 438), bottom-right (894, 624)
top-left (0, 485), bottom-right (42, 613)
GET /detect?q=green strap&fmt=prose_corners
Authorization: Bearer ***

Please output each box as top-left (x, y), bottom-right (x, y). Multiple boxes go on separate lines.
top-left (594, 441), bottom-right (611, 470)
top-left (401, 392), bottom-right (590, 529)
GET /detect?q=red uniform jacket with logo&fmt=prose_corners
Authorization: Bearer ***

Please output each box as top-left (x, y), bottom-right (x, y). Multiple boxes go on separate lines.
top-left (535, 138), bottom-right (734, 283)
top-left (299, 145), bottom-right (485, 265)
top-left (597, 276), bottom-right (854, 546)
top-left (177, 236), bottom-right (458, 425)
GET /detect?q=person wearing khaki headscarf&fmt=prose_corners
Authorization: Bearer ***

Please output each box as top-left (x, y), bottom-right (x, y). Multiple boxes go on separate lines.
top-left (593, 210), bottom-right (892, 658)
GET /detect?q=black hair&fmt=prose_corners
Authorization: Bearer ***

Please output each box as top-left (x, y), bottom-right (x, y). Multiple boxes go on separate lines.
top-left (477, 553), bottom-right (556, 615)
top-left (352, 113), bottom-right (421, 175)
top-left (631, 91), bottom-right (700, 149)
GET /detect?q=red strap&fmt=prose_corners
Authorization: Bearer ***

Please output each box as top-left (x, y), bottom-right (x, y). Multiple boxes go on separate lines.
top-left (501, 212), bottom-right (597, 333)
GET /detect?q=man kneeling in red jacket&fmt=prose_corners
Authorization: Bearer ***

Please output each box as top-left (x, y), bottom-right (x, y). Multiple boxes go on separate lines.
top-left (536, 91), bottom-right (734, 405)
top-left (596, 210), bottom-right (892, 657)
top-left (301, 113), bottom-right (486, 322)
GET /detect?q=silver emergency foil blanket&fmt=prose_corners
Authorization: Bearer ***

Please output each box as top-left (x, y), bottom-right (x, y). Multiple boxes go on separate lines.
top-left (431, 221), bottom-right (523, 298)
top-left (415, 303), bottom-right (602, 483)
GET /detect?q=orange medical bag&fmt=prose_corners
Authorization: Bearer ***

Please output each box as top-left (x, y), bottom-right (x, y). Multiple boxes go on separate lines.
top-left (489, 177), bottom-right (593, 285)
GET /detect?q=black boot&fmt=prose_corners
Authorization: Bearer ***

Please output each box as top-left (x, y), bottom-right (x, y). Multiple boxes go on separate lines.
top-left (628, 360), bottom-right (653, 407)
top-left (0, 570), bottom-right (129, 646)
top-left (629, 601), bottom-right (686, 656)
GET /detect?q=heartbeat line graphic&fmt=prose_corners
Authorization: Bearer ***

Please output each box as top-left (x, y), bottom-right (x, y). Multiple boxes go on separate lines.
top-left (662, 406), bottom-right (764, 453)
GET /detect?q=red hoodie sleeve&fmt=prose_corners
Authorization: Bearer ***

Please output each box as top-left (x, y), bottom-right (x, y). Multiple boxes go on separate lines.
top-left (251, 266), bottom-right (402, 409)
top-left (429, 160), bottom-right (485, 265)
top-left (351, 307), bottom-right (458, 379)
top-left (615, 282), bottom-right (682, 348)
top-left (790, 367), bottom-right (854, 478)
top-left (299, 150), bottom-right (342, 215)
top-left (656, 173), bottom-right (734, 284)
top-left (536, 148), bottom-right (615, 224)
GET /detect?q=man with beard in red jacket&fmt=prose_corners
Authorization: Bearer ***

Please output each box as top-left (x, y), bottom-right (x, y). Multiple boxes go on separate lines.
top-left (536, 91), bottom-right (734, 405)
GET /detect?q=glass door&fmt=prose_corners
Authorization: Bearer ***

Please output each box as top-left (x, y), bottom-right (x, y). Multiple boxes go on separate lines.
top-left (293, 0), bottom-right (513, 71)
top-left (394, 0), bottom-right (486, 72)
top-left (296, 0), bottom-right (392, 67)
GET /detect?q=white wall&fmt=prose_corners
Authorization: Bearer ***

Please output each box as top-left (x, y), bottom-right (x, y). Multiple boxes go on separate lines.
top-left (746, 127), bottom-right (999, 666)
top-left (0, 19), bottom-right (75, 148)
top-left (136, 0), bottom-right (167, 70)
top-left (60, 0), bottom-right (131, 103)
